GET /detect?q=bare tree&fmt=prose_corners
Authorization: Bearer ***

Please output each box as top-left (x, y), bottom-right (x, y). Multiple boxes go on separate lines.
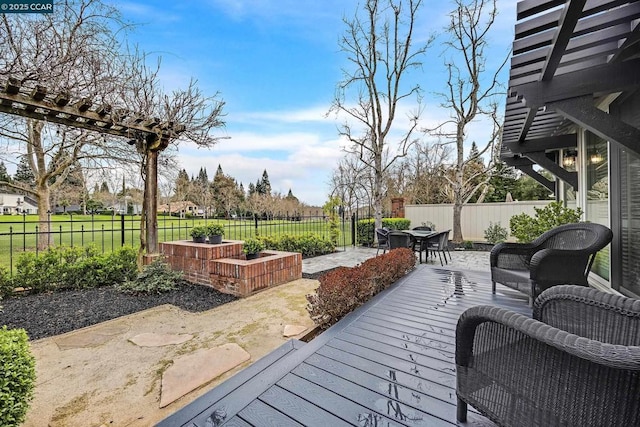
top-left (330, 0), bottom-right (432, 230)
top-left (329, 153), bottom-right (375, 217)
top-left (427, 0), bottom-right (506, 242)
top-left (0, 0), bottom-right (225, 252)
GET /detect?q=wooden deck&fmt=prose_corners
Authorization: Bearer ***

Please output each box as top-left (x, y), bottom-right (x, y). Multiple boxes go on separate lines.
top-left (157, 265), bottom-right (532, 427)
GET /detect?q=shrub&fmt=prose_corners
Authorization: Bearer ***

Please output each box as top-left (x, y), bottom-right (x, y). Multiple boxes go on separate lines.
top-left (306, 248), bottom-right (415, 329)
top-left (242, 238), bottom-right (265, 255)
top-left (12, 245), bottom-right (138, 293)
top-left (117, 259), bottom-right (183, 294)
top-left (356, 218), bottom-right (411, 246)
top-left (484, 222), bottom-right (508, 244)
top-left (205, 223), bottom-right (225, 236)
top-left (189, 226), bottom-right (207, 238)
top-left (0, 267), bottom-right (13, 299)
top-left (257, 233), bottom-right (335, 257)
top-left (0, 327), bottom-right (36, 427)
top-left (510, 202), bottom-right (583, 243)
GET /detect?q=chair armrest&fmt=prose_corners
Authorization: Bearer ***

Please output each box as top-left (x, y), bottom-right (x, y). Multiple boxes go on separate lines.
top-left (456, 305), bottom-right (640, 426)
top-left (456, 305), bottom-right (640, 370)
top-left (489, 242), bottom-right (536, 269)
top-left (534, 285), bottom-right (640, 346)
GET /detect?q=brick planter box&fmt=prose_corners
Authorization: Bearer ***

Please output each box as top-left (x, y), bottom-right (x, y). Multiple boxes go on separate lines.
top-left (210, 250), bottom-right (302, 297)
top-left (159, 240), bottom-right (302, 297)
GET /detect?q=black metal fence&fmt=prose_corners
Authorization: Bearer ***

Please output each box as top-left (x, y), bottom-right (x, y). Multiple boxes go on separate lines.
top-left (0, 211), bottom-right (363, 276)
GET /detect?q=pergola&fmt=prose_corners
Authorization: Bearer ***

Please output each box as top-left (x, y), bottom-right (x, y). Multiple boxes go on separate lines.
top-left (0, 76), bottom-right (186, 255)
top-left (500, 0), bottom-right (640, 192)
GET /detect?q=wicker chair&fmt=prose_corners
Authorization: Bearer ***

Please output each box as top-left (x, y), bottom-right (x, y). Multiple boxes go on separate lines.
top-left (456, 285), bottom-right (640, 426)
top-left (422, 230), bottom-right (451, 266)
top-left (387, 231), bottom-right (412, 250)
top-left (491, 222), bottom-right (612, 305)
top-left (375, 228), bottom-right (389, 255)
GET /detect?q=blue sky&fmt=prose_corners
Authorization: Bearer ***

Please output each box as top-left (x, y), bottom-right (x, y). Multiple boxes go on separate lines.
top-left (116, 0), bottom-right (516, 206)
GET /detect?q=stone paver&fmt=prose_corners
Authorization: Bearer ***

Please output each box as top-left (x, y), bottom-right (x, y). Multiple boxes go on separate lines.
top-left (54, 323), bottom-right (130, 350)
top-left (282, 324), bottom-right (307, 337)
top-left (160, 343), bottom-right (251, 408)
top-left (129, 333), bottom-right (193, 347)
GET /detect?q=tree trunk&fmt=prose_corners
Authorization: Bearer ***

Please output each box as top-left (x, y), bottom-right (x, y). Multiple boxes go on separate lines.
top-left (145, 150), bottom-right (159, 254)
top-left (452, 200), bottom-right (463, 243)
top-left (36, 184), bottom-right (52, 250)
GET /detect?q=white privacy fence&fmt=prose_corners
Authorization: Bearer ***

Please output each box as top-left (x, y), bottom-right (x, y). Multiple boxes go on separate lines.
top-left (405, 201), bottom-right (553, 242)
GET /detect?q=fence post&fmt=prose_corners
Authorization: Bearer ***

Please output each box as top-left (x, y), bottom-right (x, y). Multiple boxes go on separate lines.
top-left (254, 213), bottom-right (258, 235)
top-left (351, 213), bottom-right (356, 246)
top-left (120, 214), bottom-right (125, 246)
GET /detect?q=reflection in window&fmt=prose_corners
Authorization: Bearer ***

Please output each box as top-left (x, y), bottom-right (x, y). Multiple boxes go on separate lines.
top-left (621, 148), bottom-right (640, 296)
top-left (585, 132), bottom-right (609, 280)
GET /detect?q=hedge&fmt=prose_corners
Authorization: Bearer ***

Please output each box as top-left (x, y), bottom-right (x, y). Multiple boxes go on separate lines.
top-left (0, 327), bottom-right (35, 427)
top-left (257, 233), bottom-right (335, 257)
top-left (306, 248), bottom-right (415, 329)
top-left (356, 218), bottom-right (411, 246)
top-left (10, 245), bottom-right (138, 295)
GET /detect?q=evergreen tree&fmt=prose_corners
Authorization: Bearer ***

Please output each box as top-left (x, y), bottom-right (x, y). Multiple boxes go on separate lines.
top-left (260, 169), bottom-right (271, 195)
top-left (13, 156), bottom-right (35, 186)
top-left (100, 181), bottom-right (110, 193)
top-left (0, 161), bottom-right (10, 183)
top-left (197, 167), bottom-right (208, 185)
top-left (215, 164), bottom-right (223, 177)
top-left (248, 182), bottom-right (256, 196)
top-left (285, 189), bottom-right (298, 202)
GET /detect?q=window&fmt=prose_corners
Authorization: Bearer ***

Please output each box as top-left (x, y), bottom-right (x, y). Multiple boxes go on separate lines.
top-left (584, 131), bottom-right (609, 280)
top-left (620, 148), bottom-right (640, 295)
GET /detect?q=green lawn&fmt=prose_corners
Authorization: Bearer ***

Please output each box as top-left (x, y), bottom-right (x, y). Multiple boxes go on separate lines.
top-left (0, 214), bottom-right (353, 272)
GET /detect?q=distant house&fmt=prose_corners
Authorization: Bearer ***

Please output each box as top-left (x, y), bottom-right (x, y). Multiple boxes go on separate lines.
top-left (157, 201), bottom-right (201, 217)
top-left (0, 193), bottom-right (38, 215)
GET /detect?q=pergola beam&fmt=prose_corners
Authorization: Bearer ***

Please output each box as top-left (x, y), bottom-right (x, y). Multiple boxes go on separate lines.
top-left (0, 76), bottom-right (186, 256)
top-left (549, 95), bottom-right (640, 157)
top-left (526, 151), bottom-right (578, 190)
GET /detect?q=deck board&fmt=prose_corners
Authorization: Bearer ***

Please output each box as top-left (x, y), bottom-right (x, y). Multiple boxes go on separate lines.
top-left (156, 265), bottom-right (532, 426)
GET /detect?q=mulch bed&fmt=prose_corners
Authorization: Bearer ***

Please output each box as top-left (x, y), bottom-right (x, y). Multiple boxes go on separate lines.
top-left (0, 284), bottom-right (237, 341)
top-left (1, 261), bottom-right (339, 341)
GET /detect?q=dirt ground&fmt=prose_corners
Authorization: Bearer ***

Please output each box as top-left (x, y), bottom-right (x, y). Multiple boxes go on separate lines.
top-left (24, 278), bottom-right (318, 427)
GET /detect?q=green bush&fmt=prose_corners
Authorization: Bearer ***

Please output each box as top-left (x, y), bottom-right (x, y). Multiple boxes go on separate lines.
top-left (0, 267), bottom-right (13, 299)
top-left (510, 202), bottom-right (583, 243)
top-left (12, 246), bottom-right (138, 293)
top-left (117, 259), bottom-right (183, 294)
top-left (306, 248), bottom-right (415, 329)
top-left (205, 223), bottom-right (225, 236)
top-left (484, 222), bottom-right (508, 244)
top-left (256, 233), bottom-right (335, 257)
top-left (0, 327), bottom-right (36, 427)
top-left (356, 218), bottom-right (411, 246)
top-left (242, 238), bottom-right (265, 255)
top-left (189, 226), bottom-right (207, 238)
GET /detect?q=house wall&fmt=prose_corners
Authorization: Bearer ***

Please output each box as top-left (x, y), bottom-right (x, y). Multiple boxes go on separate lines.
top-left (0, 194), bottom-right (38, 215)
top-left (405, 201), bottom-right (552, 242)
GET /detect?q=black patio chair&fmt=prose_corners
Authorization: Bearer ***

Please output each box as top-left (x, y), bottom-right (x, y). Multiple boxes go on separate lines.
top-left (490, 222), bottom-right (612, 306)
top-left (375, 228), bottom-right (389, 255)
top-left (387, 231), bottom-right (412, 250)
top-left (456, 285), bottom-right (640, 426)
top-left (423, 230), bottom-right (451, 266)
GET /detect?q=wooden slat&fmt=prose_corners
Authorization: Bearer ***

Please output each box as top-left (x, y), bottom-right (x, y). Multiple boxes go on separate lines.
top-left (277, 372), bottom-right (404, 426)
top-left (236, 399), bottom-right (303, 427)
top-left (258, 386), bottom-right (350, 427)
top-left (291, 362), bottom-right (452, 426)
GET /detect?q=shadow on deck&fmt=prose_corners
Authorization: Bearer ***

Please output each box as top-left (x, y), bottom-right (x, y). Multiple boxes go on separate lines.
top-left (157, 265), bottom-right (531, 426)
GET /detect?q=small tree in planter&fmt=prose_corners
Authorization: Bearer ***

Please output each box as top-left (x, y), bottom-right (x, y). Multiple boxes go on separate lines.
top-left (242, 238), bottom-right (265, 260)
top-left (206, 223), bottom-right (225, 244)
top-left (189, 226), bottom-right (207, 243)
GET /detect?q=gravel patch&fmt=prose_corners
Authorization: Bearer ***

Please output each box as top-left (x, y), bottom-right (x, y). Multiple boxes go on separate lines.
top-left (0, 284), bottom-right (237, 341)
